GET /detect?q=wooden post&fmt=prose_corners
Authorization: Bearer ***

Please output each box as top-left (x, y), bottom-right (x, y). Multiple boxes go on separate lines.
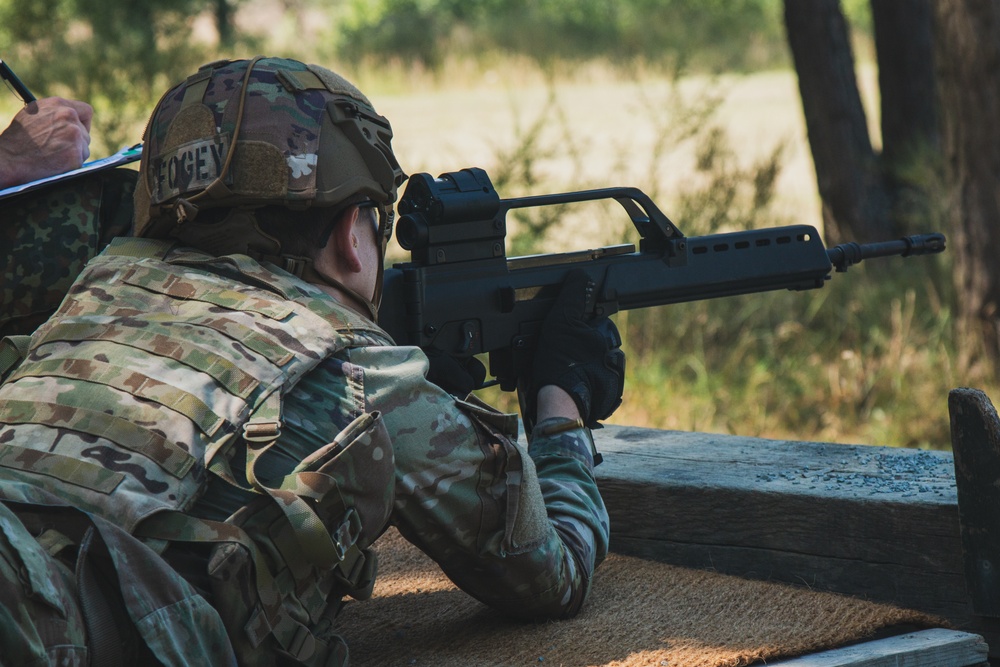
top-left (949, 387), bottom-right (1000, 618)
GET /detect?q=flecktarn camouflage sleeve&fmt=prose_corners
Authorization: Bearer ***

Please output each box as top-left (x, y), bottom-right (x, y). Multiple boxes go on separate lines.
top-left (355, 345), bottom-right (610, 620)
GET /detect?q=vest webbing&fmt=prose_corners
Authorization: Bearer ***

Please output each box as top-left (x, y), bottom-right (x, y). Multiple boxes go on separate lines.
top-left (0, 238), bottom-right (394, 664)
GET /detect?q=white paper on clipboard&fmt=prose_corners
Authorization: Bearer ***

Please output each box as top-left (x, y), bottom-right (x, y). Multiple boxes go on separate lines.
top-left (0, 143), bottom-right (142, 201)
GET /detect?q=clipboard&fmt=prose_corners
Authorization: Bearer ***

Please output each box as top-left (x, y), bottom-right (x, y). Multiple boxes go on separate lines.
top-left (0, 143), bottom-right (143, 201)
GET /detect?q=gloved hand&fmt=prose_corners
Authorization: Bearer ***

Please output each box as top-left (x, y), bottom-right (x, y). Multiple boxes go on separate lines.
top-left (534, 269), bottom-right (626, 427)
top-left (425, 349), bottom-right (487, 397)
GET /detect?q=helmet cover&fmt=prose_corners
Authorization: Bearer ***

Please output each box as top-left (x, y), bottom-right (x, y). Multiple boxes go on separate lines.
top-left (134, 56), bottom-right (406, 238)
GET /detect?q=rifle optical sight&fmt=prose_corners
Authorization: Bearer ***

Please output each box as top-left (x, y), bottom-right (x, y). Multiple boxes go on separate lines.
top-left (395, 168), bottom-right (504, 264)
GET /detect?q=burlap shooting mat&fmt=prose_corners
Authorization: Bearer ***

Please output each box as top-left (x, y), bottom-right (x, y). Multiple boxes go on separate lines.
top-left (335, 528), bottom-right (942, 667)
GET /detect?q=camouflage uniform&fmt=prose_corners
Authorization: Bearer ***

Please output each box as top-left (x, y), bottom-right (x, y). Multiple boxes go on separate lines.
top-left (0, 239), bottom-right (609, 664)
top-left (0, 55), bottom-right (611, 665)
top-left (0, 481), bottom-right (235, 666)
top-left (0, 167), bottom-right (136, 337)
top-left (196, 314), bottom-right (611, 620)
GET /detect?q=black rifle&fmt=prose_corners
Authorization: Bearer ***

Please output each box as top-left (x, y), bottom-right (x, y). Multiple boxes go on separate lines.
top-left (380, 168), bottom-right (946, 430)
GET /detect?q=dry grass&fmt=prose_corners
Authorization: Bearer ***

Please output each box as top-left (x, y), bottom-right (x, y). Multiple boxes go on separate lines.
top-left (371, 62), bottom-right (826, 242)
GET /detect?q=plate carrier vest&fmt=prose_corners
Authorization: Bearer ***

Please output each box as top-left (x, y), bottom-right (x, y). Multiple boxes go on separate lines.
top-left (0, 237), bottom-right (396, 665)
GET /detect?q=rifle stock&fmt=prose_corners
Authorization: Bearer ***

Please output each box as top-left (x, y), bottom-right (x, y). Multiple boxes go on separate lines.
top-left (380, 168), bottom-right (946, 395)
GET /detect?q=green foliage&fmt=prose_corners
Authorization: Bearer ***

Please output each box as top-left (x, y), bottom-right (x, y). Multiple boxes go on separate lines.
top-left (672, 125), bottom-right (785, 235)
top-left (337, 0), bottom-right (789, 73)
top-left (0, 0), bottom-right (249, 153)
top-left (0, 0), bottom-right (792, 154)
top-left (841, 0), bottom-right (873, 36)
top-left (485, 88), bottom-right (594, 257)
top-left (339, 0), bottom-right (457, 69)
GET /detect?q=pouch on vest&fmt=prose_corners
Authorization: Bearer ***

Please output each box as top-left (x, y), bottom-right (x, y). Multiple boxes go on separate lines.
top-left (137, 410), bottom-right (395, 667)
top-left (0, 167), bottom-right (137, 336)
top-left (219, 410), bottom-right (393, 667)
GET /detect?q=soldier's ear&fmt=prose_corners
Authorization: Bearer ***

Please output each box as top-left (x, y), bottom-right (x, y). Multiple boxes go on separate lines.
top-left (330, 205), bottom-right (363, 274)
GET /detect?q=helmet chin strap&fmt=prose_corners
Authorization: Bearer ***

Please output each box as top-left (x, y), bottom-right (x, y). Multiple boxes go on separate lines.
top-left (307, 211), bottom-right (387, 323)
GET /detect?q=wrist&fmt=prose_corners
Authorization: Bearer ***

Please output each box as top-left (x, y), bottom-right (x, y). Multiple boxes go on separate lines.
top-left (536, 385), bottom-right (582, 422)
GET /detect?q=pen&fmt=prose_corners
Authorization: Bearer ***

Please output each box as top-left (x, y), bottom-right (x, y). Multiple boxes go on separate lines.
top-left (0, 60), bottom-right (36, 104)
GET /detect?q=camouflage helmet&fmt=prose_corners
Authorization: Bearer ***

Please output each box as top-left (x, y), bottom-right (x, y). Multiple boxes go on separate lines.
top-left (133, 56), bottom-right (406, 239)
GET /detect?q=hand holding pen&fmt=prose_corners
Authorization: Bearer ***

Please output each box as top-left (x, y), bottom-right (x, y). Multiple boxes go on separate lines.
top-left (0, 60), bottom-right (93, 189)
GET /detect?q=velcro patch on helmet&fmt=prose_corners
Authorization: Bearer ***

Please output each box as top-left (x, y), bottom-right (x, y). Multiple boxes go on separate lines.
top-left (307, 64), bottom-right (372, 105)
top-left (151, 134), bottom-right (232, 204)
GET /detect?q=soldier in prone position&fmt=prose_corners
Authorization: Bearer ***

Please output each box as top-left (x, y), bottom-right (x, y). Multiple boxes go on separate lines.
top-left (0, 56), bottom-right (624, 665)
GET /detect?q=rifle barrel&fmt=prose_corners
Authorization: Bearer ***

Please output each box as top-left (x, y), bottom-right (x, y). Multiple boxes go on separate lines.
top-left (827, 233), bottom-right (946, 272)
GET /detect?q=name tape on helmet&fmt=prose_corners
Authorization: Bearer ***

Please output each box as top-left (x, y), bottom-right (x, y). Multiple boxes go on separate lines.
top-left (151, 135), bottom-right (232, 203)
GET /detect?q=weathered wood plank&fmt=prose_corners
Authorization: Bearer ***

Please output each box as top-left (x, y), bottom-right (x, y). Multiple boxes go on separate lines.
top-left (592, 425), bottom-right (1000, 655)
top-left (949, 388), bottom-right (1000, 618)
top-left (767, 628), bottom-right (988, 666)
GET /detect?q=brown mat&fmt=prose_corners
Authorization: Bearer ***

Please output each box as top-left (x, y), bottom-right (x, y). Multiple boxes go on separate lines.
top-left (336, 528), bottom-right (942, 667)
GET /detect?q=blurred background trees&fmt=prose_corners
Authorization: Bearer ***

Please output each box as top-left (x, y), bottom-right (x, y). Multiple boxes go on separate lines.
top-left (334, 0), bottom-right (787, 72)
top-left (783, 0), bottom-right (1000, 380)
top-left (0, 0), bottom-right (228, 149)
top-left (934, 0), bottom-right (1000, 375)
top-left (2, 0), bottom-right (998, 447)
top-left (0, 0), bottom-right (793, 150)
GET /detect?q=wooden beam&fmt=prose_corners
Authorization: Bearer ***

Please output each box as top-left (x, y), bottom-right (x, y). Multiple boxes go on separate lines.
top-left (767, 628), bottom-right (988, 666)
top-left (592, 424), bottom-right (1000, 655)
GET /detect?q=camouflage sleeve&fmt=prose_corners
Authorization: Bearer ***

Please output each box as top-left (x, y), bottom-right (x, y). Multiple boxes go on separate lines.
top-left (355, 344), bottom-right (610, 620)
top-left (526, 415), bottom-right (611, 608)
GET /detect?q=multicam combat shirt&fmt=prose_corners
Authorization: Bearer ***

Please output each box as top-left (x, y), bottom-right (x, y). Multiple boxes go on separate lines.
top-left (0, 236), bottom-right (609, 634)
top-left (199, 336), bottom-right (611, 619)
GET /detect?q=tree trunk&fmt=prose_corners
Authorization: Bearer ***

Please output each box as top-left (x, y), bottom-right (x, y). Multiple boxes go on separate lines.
top-left (784, 0), bottom-right (892, 244)
top-left (215, 0), bottom-right (233, 45)
top-left (871, 0), bottom-right (939, 234)
top-left (934, 0), bottom-right (1000, 366)
top-left (872, 0), bottom-right (938, 167)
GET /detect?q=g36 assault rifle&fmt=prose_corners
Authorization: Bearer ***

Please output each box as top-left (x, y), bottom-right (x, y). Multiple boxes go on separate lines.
top-left (379, 167), bottom-right (945, 411)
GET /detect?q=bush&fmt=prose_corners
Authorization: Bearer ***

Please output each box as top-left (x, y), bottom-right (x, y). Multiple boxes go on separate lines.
top-left (337, 0), bottom-right (789, 73)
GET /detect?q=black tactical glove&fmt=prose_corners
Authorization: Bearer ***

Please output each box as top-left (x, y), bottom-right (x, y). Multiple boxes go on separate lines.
top-left (425, 349), bottom-right (487, 397)
top-left (534, 270), bottom-right (626, 427)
